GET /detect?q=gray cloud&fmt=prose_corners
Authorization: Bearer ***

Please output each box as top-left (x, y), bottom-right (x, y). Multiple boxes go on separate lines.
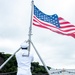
top-left (0, 0), bottom-right (75, 69)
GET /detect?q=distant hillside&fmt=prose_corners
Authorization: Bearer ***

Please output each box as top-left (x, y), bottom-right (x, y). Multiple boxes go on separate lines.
top-left (0, 52), bottom-right (4, 66)
top-left (0, 57), bottom-right (4, 66)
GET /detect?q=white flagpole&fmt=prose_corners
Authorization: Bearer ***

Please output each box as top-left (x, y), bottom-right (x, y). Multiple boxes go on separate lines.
top-left (28, 0), bottom-right (34, 53)
top-left (29, 0), bottom-right (50, 75)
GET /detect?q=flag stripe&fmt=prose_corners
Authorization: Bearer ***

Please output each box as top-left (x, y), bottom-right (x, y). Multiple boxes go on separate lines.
top-left (33, 16), bottom-right (75, 34)
top-left (33, 5), bottom-right (75, 38)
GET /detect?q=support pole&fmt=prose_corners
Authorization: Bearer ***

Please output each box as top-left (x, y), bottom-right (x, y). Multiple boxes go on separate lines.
top-left (30, 41), bottom-right (50, 75)
top-left (0, 47), bottom-right (21, 70)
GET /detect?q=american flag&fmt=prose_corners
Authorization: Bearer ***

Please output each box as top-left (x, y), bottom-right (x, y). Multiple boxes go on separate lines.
top-left (33, 5), bottom-right (75, 38)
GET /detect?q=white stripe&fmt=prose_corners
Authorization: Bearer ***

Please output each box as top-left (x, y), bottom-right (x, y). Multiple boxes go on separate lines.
top-left (33, 17), bottom-right (75, 34)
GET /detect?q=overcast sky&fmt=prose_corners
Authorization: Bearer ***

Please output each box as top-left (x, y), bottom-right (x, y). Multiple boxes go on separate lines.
top-left (0, 0), bottom-right (75, 69)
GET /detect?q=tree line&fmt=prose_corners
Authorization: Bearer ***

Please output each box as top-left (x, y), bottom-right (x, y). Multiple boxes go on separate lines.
top-left (0, 52), bottom-right (51, 75)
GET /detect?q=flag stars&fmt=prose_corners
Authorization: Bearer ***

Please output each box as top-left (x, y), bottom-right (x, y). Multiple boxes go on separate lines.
top-left (34, 5), bottom-right (60, 28)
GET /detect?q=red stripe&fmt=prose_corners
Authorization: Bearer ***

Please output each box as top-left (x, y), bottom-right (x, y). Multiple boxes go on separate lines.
top-left (33, 16), bottom-right (75, 38)
top-left (60, 22), bottom-right (70, 24)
